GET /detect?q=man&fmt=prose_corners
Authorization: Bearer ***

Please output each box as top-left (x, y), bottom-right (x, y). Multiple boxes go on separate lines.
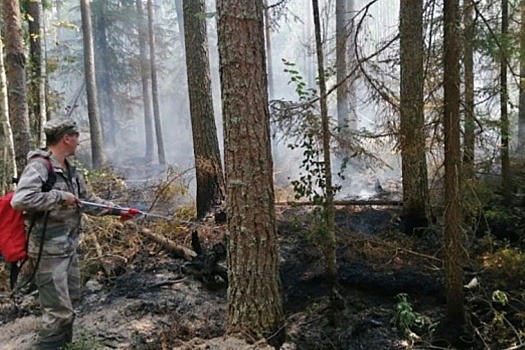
top-left (11, 117), bottom-right (135, 349)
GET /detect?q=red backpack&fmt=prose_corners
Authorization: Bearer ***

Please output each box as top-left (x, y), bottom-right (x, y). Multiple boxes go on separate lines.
top-left (0, 156), bottom-right (56, 263)
top-left (0, 192), bottom-right (27, 262)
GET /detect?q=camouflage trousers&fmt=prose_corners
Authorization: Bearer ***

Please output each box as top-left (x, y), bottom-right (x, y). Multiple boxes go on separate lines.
top-left (33, 252), bottom-right (80, 348)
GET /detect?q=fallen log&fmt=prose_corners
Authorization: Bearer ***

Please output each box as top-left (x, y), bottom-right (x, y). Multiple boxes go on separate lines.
top-left (139, 227), bottom-right (197, 260)
top-left (276, 199), bottom-right (402, 206)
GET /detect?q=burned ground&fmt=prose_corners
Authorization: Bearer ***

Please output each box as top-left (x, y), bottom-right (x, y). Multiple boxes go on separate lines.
top-left (0, 201), bottom-right (524, 349)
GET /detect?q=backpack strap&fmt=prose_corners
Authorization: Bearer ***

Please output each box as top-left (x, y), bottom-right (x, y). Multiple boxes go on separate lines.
top-left (28, 155), bottom-right (56, 192)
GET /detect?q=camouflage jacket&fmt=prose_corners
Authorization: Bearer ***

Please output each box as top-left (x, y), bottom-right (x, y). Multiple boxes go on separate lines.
top-left (11, 149), bottom-right (114, 257)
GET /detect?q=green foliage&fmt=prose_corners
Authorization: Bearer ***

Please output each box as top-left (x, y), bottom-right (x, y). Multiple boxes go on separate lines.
top-left (65, 332), bottom-right (102, 350)
top-left (282, 59), bottom-right (313, 100)
top-left (462, 178), bottom-right (496, 220)
top-left (302, 207), bottom-right (329, 248)
top-left (289, 132), bottom-right (325, 203)
top-left (492, 290), bottom-right (509, 306)
top-left (279, 60), bottom-right (342, 204)
top-left (391, 293), bottom-right (432, 339)
top-left (483, 246), bottom-right (525, 281)
top-left (483, 205), bottom-right (515, 225)
top-left (462, 178), bottom-right (521, 242)
top-left (77, 165), bottom-right (127, 196)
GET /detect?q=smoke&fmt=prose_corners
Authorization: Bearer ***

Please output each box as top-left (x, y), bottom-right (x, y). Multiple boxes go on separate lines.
top-left (45, 0), bottom-right (406, 203)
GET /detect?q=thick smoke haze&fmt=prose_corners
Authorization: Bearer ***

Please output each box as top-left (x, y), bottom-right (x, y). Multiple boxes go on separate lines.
top-left (45, 0), bottom-right (520, 202)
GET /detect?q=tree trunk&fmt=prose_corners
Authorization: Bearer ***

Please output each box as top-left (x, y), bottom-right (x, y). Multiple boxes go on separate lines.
top-left (80, 0), bottom-right (106, 168)
top-left (399, 0), bottom-right (429, 234)
top-left (304, 0), bottom-right (315, 89)
top-left (312, 0), bottom-right (337, 284)
top-left (93, 0), bottom-right (117, 149)
top-left (336, 0), bottom-right (349, 138)
top-left (174, 0), bottom-right (185, 57)
top-left (55, 0), bottom-right (64, 44)
top-left (147, 0), bottom-right (166, 165)
top-left (26, 0), bottom-right (46, 148)
top-left (346, 0), bottom-right (357, 131)
top-left (501, 0), bottom-right (511, 204)
top-left (463, 0), bottom-right (475, 180)
top-left (183, 0), bottom-right (225, 219)
top-left (519, 0), bottom-right (525, 155)
top-left (263, 0), bottom-right (274, 100)
top-left (216, 0), bottom-right (284, 344)
top-left (443, 0), bottom-right (466, 337)
top-left (0, 35), bottom-right (17, 191)
top-left (3, 0), bottom-right (33, 176)
top-left (135, 0), bottom-right (155, 163)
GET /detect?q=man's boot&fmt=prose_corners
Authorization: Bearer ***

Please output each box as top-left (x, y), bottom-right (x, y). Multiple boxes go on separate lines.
top-left (36, 332), bottom-right (66, 350)
top-left (64, 323), bottom-right (73, 344)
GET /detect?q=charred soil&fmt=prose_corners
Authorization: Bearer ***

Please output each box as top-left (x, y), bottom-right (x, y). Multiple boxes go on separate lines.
top-left (0, 203), bottom-right (524, 349)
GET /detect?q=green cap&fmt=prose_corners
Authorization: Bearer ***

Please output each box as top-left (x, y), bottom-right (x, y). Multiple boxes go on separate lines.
top-left (44, 118), bottom-right (79, 140)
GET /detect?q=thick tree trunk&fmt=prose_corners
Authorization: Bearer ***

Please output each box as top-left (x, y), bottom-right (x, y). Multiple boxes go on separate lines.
top-left (3, 0), bottom-right (33, 176)
top-left (443, 0), bottom-right (466, 336)
top-left (80, 0), bottom-right (106, 168)
top-left (399, 0), bottom-right (429, 234)
top-left (183, 0), bottom-right (225, 219)
top-left (135, 0), bottom-right (155, 163)
top-left (216, 0), bottom-right (284, 344)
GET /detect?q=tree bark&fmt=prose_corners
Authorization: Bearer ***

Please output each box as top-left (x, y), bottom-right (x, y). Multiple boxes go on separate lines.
top-left (139, 227), bottom-right (197, 260)
top-left (463, 0), bottom-right (475, 180)
top-left (80, 0), bottom-right (106, 168)
top-left (399, 0), bottom-right (429, 234)
top-left (147, 0), bottom-right (166, 165)
top-left (26, 0), bottom-right (47, 147)
top-left (174, 0), bottom-right (185, 57)
top-left (0, 34), bottom-right (17, 191)
top-left (312, 0), bottom-right (337, 283)
top-left (216, 0), bottom-right (284, 344)
top-left (3, 0), bottom-right (33, 176)
top-left (183, 0), bottom-right (225, 219)
top-left (263, 0), bottom-right (274, 100)
top-left (519, 0), bottom-right (525, 155)
top-left (304, 0), bottom-right (315, 89)
top-left (346, 0), bottom-right (357, 131)
top-left (336, 0), bottom-right (349, 137)
top-left (135, 0), bottom-right (155, 163)
top-left (93, 0), bottom-right (117, 149)
top-left (501, 0), bottom-right (511, 204)
top-left (443, 0), bottom-right (466, 335)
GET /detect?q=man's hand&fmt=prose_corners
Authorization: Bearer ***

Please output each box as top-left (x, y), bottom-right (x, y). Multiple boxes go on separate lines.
top-left (119, 208), bottom-right (140, 221)
top-left (62, 192), bottom-right (79, 206)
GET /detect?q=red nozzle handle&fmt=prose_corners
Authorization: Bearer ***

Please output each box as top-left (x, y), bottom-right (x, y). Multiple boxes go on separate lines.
top-left (128, 208), bottom-right (140, 215)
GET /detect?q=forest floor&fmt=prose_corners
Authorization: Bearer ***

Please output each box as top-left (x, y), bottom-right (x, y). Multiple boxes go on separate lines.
top-left (0, 172), bottom-right (524, 350)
